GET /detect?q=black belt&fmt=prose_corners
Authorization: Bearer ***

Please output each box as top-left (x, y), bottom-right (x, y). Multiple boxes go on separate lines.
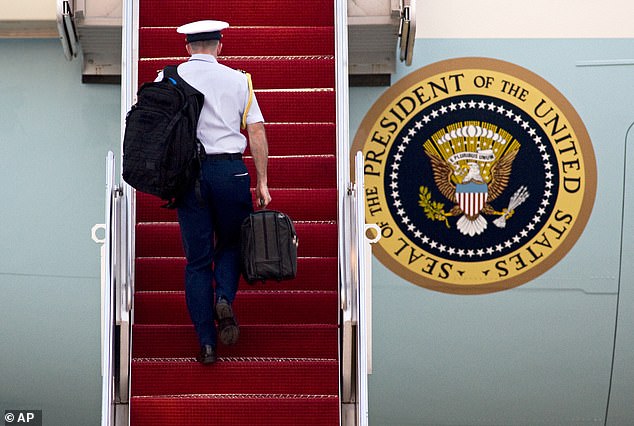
top-left (204, 153), bottom-right (242, 161)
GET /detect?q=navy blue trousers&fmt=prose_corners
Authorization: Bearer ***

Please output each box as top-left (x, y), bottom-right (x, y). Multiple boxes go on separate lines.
top-left (177, 158), bottom-right (253, 347)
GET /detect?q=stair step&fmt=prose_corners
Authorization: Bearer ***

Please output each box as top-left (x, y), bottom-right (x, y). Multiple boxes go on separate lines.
top-left (128, 86), bottom-right (335, 123)
top-left (134, 290), bottom-right (338, 325)
top-left (139, 0), bottom-right (334, 27)
top-left (139, 26), bottom-right (335, 58)
top-left (128, 156), bottom-right (337, 197)
top-left (132, 324), bottom-right (338, 358)
top-left (136, 188), bottom-right (336, 223)
top-left (127, 157), bottom-right (336, 196)
top-left (136, 221), bottom-right (337, 258)
top-left (136, 256), bottom-right (338, 292)
top-left (245, 156), bottom-right (336, 188)
top-left (255, 90), bottom-right (335, 122)
top-left (130, 394), bottom-right (339, 426)
top-left (125, 156), bottom-right (336, 190)
top-left (131, 357), bottom-right (339, 396)
top-left (139, 56), bottom-right (335, 89)
top-left (246, 122), bottom-right (336, 156)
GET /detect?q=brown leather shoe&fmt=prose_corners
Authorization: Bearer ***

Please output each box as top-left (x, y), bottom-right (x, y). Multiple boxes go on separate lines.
top-left (216, 298), bottom-right (239, 345)
top-left (196, 345), bottom-right (217, 364)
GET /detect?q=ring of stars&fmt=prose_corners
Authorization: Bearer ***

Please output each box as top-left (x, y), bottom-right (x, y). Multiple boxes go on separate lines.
top-left (388, 97), bottom-right (555, 259)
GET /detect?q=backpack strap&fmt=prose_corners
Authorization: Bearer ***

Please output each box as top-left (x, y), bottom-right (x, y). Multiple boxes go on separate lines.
top-left (162, 65), bottom-right (180, 86)
top-left (163, 65), bottom-right (205, 103)
top-left (160, 65), bottom-right (206, 209)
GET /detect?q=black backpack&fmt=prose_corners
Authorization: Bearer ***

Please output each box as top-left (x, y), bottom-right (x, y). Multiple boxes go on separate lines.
top-left (241, 210), bottom-right (299, 284)
top-left (122, 65), bottom-right (205, 208)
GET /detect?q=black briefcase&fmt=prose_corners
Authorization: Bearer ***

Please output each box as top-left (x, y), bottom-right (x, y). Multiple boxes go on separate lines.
top-left (241, 210), bottom-right (298, 283)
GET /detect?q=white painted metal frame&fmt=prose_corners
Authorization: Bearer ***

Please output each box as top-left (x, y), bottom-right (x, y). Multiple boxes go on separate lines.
top-left (97, 0), bottom-right (138, 424)
top-left (336, 0), bottom-right (379, 424)
top-left (354, 152), bottom-right (370, 426)
top-left (97, 149), bottom-right (129, 426)
top-left (96, 151), bottom-right (116, 426)
top-left (335, 0), bottom-right (355, 423)
top-left (355, 152), bottom-right (381, 426)
top-left (116, 0), bottom-right (139, 424)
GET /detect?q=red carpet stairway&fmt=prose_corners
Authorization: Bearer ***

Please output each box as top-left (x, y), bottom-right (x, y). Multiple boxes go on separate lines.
top-left (129, 1), bottom-right (339, 425)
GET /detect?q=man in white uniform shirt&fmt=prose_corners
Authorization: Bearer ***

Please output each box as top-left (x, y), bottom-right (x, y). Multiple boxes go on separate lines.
top-left (166, 20), bottom-right (271, 364)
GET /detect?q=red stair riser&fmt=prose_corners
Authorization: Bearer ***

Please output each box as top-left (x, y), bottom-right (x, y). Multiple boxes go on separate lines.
top-left (130, 88), bottom-right (335, 123)
top-left (138, 58), bottom-right (334, 90)
top-left (131, 359), bottom-right (339, 396)
top-left (134, 291), bottom-right (338, 325)
top-left (135, 257), bottom-right (338, 292)
top-left (126, 157), bottom-right (337, 191)
top-left (139, 27), bottom-right (335, 58)
top-left (132, 324), bottom-right (338, 358)
top-left (136, 188), bottom-right (337, 223)
top-left (255, 90), bottom-right (335, 122)
top-left (130, 396), bottom-right (339, 426)
top-left (136, 222), bottom-right (337, 258)
top-left (245, 156), bottom-right (337, 188)
top-left (124, 157), bottom-right (336, 190)
top-left (247, 189), bottom-right (336, 222)
top-left (140, 0), bottom-right (334, 27)
top-left (245, 123), bottom-right (336, 156)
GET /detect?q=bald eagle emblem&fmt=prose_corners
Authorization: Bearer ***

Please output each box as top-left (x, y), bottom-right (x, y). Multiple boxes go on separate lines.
top-left (420, 123), bottom-right (529, 236)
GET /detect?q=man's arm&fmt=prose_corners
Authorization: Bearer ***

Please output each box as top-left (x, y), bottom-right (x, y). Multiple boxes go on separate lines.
top-left (247, 121), bottom-right (272, 208)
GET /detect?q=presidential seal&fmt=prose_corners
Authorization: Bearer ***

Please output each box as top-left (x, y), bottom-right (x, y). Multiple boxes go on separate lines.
top-left (351, 57), bottom-right (596, 294)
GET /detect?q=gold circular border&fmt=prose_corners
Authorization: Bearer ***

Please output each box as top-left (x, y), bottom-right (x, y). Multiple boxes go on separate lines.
top-left (351, 57), bottom-right (597, 294)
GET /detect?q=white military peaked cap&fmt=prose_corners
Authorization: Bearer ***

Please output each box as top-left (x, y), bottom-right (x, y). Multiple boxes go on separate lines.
top-left (177, 20), bottom-right (229, 42)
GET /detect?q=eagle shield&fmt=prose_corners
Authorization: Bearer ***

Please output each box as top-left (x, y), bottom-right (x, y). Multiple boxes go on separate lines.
top-left (422, 123), bottom-right (520, 237)
top-left (456, 182), bottom-right (488, 217)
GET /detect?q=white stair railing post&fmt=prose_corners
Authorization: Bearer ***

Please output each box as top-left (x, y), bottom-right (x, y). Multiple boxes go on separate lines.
top-left (354, 151), bottom-right (381, 426)
top-left (95, 151), bottom-right (117, 426)
top-left (334, 0), bottom-right (356, 423)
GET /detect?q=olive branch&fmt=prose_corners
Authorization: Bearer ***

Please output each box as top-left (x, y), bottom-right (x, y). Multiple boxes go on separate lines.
top-left (418, 186), bottom-right (450, 228)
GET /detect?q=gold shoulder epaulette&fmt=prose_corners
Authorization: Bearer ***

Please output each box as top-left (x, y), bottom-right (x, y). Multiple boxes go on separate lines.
top-left (238, 70), bottom-right (254, 129)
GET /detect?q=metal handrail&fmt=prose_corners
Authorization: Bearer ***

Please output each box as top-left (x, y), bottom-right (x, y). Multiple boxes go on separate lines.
top-left (341, 151), bottom-right (380, 426)
top-left (96, 1), bottom-right (138, 425)
top-left (335, 0), bottom-right (351, 314)
top-left (334, 0), bottom-right (356, 423)
top-left (96, 150), bottom-right (132, 426)
top-left (355, 153), bottom-right (368, 426)
top-left (355, 152), bottom-right (380, 426)
top-left (121, 0), bottom-right (138, 325)
top-left (111, 0), bottom-right (139, 424)
top-left (334, 0), bottom-right (378, 423)
top-left (96, 151), bottom-right (117, 426)
top-left (115, 187), bottom-right (131, 409)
